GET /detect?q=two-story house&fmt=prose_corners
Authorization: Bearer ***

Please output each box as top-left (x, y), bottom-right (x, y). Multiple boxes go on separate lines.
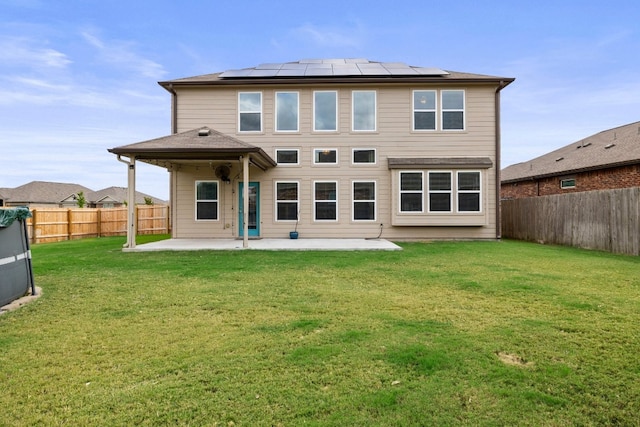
top-left (109, 59), bottom-right (514, 248)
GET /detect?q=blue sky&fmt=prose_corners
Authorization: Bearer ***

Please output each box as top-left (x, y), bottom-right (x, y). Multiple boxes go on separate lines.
top-left (1, 0), bottom-right (639, 200)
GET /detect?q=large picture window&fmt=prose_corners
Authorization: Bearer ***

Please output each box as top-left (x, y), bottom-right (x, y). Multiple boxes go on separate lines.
top-left (314, 91), bottom-right (337, 131)
top-left (441, 90), bottom-right (464, 130)
top-left (428, 172), bottom-right (452, 212)
top-left (314, 181), bottom-right (337, 221)
top-left (352, 90), bottom-right (376, 131)
top-left (276, 182), bottom-right (299, 221)
top-left (413, 90), bottom-right (436, 130)
top-left (195, 181), bottom-right (218, 220)
top-left (400, 172), bottom-right (423, 212)
top-left (275, 92), bottom-right (299, 132)
top-left (457, 171), bottom-right (481, 212)
top-left (353, 181), bottom-right (376, 221)
top-left (238, 92), bottom-right (262, 132)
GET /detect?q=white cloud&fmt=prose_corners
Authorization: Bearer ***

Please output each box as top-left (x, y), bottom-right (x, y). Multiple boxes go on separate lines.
top-left (288, 22), bottom-right (365, 48)
top-left (81, 31), bottom-right (167, 79)
top-left (0, 36), bottom-right (71, 69)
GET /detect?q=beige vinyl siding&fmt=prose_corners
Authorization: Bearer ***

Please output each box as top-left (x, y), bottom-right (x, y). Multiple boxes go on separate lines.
top-left (171, 82), bottom-right (499, 240)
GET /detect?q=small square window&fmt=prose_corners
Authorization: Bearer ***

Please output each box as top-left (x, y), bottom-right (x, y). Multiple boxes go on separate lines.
top-left (352, 148), bottom-right (376, 164)
top-left (314, 149), bottom-right (338, 164)
top-left (275, 149), bottom-right (299, 165)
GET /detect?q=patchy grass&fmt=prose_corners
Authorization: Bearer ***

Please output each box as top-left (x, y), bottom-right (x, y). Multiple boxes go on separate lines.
top-left (1, 236), bottom-right (639, 426)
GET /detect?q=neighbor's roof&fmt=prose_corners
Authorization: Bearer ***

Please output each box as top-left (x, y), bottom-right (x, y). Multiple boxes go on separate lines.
top-left (159, 58), bottom-right (514, 88)
top-left (4, 181), bottom-right (93, 204)
top-left (89, 187), bottom-right (166, 205)
top-left (502, 121), bottom-right (640, 183)
top-left (108, 127), bottom-right (277, 170)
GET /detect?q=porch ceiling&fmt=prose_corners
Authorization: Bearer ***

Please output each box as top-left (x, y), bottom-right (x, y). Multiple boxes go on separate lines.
top-left (107, 127), bottom-right (277, 170)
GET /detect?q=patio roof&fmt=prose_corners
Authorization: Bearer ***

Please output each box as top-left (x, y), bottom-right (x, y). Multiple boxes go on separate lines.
top-left (108, 127), bottom-right (277, 170)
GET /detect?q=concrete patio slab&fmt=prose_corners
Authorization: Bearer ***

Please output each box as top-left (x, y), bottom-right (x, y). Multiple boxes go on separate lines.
top-left (127, 238), bottom-right (402, 251)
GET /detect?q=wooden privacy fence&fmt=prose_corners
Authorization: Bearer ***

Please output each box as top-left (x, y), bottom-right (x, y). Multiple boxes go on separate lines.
top-left (501, 187), bottom-right (640, 255)
top-left (27, 206), bottom-right (170, 244)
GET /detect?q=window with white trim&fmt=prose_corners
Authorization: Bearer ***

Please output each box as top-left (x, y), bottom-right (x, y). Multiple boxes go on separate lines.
top-left (314, 148), bottom-right (338, 164)
top-left (457, 171), bottom-right (481, 212)
top-left (400, 171), bottom-right (423, 212)
top-left (275, 149), bottom-right (299, 165)
top-left (275, 91), bottom-right (299, 132)
top-left (441, 90), bottom-right (464, 130)
top-left (413, 90), bottom-right (436, 130)
top-left (352, 148), bottom-right (376, 164)
top-left (352, 90), bottom-right (376, 131)
top-left (353, 181), bottom-right (376, 221)
top-left (314, 181), bottom-right (337, 221)
top-left (276, 182), bottom-right (299, 221)
top-left (195, 181), bottom-right (218, 220)
top-left (428, 172), bottom-right (452, 212)
top-left (560, 178), bottom-right (576, 189)
top-left (313, 91), bottom-right (337, 131)
top-left (238, 92), bottom-right (262, 132)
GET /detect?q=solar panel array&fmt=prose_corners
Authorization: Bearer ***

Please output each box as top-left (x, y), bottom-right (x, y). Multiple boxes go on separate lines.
top-left (219, 59), bottom-right (449, 78)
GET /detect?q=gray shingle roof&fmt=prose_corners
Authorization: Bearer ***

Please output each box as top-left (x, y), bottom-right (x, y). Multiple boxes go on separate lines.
top-left (4, 181), bottom-right (94, 204)
top-left (502, 121), bottom-right (640, 183)
top-left (88, 187), bottom-right (166, 205)
top-left (108, 127), bottom-right (277, 170)
top-left (159, 58), bottom-right (514, 87)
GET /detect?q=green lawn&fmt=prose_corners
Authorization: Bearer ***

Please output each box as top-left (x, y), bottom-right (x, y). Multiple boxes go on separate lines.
top-left (1, 236), bottom-right (639, 426)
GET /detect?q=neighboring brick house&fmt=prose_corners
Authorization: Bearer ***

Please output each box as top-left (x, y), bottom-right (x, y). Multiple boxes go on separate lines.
top-left (501, 121), bottom-right (640, 199)
top-left (109, 58), bottom-right (514, 248)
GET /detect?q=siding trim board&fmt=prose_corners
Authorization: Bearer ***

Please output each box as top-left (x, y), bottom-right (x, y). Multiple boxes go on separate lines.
top-left (388, 157), bottom-right (493, 169)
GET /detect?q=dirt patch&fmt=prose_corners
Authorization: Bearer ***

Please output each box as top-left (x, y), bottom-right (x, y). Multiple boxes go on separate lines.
top-left (496, 351), bottom-right (534, 368)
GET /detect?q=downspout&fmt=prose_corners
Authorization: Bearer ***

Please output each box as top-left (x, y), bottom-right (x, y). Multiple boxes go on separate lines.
top-left (167, 83), bottom-right (178, 134)
top-left (495, 81), bottom-right (507, 240)
top-left (117, 154), bottom-right (137, 249)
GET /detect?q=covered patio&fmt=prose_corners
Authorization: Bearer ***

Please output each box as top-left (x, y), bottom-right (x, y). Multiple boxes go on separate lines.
top-left (108, 127), bottom-right (277, 250)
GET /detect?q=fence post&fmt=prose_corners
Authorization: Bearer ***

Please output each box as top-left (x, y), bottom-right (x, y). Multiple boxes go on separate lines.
top-left (31, 209), bottom-right (37, 245)
top-left (97, 208), bottom-right (102, 237)
top-left (67, 209), bottom-right (73, 241)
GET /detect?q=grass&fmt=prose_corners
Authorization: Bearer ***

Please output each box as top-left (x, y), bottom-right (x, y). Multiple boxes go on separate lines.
top-left (1, 236), bottom-right (639, 426)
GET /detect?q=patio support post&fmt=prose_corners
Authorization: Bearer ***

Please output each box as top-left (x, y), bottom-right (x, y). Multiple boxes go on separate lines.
top-left (117, 154), bottom-right (137, 249)
top-left (242, 155), bottom-right (249, 248)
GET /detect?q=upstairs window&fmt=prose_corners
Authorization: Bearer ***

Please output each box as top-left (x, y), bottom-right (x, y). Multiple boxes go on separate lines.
top-left (413, 90), bottom-right (436, 130)
top-left (275, 92), bottom-right (299, 132)
top-left (238, 92), bottom-right (262, 132)
top-left (352, 90), bottom-right (376, 131)
top-left (457, 171), bottom-right (481, 212)
top-left (400, 172), bottom-right (423, 212)
top-left (314, 91), bottom-right (338, 131)
top-left (195, 181), bottom-right (218, 220)
top-left (441, 90), bottom-right (464, 130)
top-left (428, 172), bottom-right (452, 212)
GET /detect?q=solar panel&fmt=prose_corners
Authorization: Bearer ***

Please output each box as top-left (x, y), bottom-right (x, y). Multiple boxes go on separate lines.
top-left (219, 59), bottom-right (448, 78)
